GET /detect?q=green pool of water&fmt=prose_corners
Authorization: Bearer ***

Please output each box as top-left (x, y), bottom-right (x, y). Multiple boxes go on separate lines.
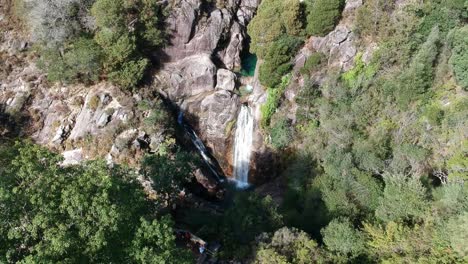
top-left (239, 53), bottom-right (257, 77)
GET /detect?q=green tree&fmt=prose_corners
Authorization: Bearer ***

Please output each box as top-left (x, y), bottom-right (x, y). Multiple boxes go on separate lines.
top-left (259, 36), bottom-right (302, 88)
top-left (38, 37), bottom-right (103, 84)
top-left (91, 0), bottom-right (164, 89)
top-left (221, 193), bottom-right (283, 259)
top-left (269, 116), bottom-right (293, 149)
top-left (375, 174), bottom-right (428, 223)
top-left (450, 26), bottom-right (468, 90)
top-left (248, 0), bottom-right (304, 58)
top-left (395, 26), bottom-right (440, 108)
top-left (141, 150), bottom-right (196, 205)
top-left (130, 217), bottom-right (192, 264)
top-left (0, 141), bottom-right (191, 263)
top-left (305, 0), bottom-right (344, 37)
top-left (321, 218), bottom-right (365, 258)
top-left (254, 227), bottom-right (326, 264)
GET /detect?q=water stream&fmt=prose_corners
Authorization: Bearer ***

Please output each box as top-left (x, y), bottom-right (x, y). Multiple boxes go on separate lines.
top-left (232, 105), bottom-right (254, 188)
top-left (178, 112), bottom-right (223, 182)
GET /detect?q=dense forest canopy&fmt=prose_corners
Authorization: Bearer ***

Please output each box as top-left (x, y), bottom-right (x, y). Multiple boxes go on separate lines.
top-left (1, 0), bottom-right (467, 263)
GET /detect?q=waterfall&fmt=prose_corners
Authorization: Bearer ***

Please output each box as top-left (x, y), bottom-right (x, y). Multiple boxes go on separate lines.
top-left (178, 112), bottom-right (223, 182)
top-left (233, 104), bottom-right (254, 188)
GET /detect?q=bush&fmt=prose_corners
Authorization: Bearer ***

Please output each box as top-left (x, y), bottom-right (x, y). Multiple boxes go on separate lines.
top-left (305, 0), bottom-right (344, 37)
top-left (450, 26), bottom-right (468, 90)
top-left (375, 174), bottom-right (428, 223)
top-left (38, 37), bottom-right (103, 84)
top-left (261, 75), bottom-right (291, 128)
top-left (269, 116), bottom-right (293, 149)
top-left (300, 52), bottom-right (325, 75)
top-left (108, 58), bottom-right (149, 89)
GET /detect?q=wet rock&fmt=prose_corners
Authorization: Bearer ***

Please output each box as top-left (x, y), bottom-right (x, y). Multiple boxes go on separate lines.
top-left (194, 168), bottom-right (219, 193)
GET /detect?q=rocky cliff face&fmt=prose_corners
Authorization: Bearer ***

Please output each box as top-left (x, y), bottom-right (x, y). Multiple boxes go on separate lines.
top-left (1, 0), bottom-right (364, 186)
top-left (1, 0), bottom-right (263, 184)
top-left (154, 0), bottom-right (262, 178)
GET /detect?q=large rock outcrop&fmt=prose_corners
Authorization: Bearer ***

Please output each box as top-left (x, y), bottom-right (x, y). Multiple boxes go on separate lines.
top-left (162, 0), bottom-right (259, 71)
top-left (154, 0), bottom-right (261, 177)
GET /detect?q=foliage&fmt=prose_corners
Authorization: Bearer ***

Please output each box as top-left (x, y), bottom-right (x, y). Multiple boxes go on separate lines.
top-left (395, 26), bottom-right (440, 108)
top-left (26, 0), bottom-right (95, 46)
top-left (341, 53), bottom-right (377, 89)
top-left (0, 141), bottom-right (191, 263)
top-left (450, 26), bottom-right (468, 90)
top-left (26, 0), bottom-right (164, 89)
top-left (247, 0), bottom-right (304, 59)
top-left (300, 52), bottom-right (325, 75)
top-left (221, 193), bottom-right (283, 259)
top-left (269, 116), bottom-right (293, 149)
top-left (38, 37), bottom-right (103, 84)
top-left (261, 75), bottom-right (291, 128)
top-left (141, 149), bottom-right (196, 205)
top-left (375, 174), bottom-right (428, 223)
top-left (254, 227), bottom-right (326, 264)
top-left (321, 218), bottom-right (365, 257)
top-left (259, 36), bottom-right (303, 88)
top-left (248, 0), bottom-right (304, 87)
top-left (130, 217), bottom-right (192, 264)
top-left (305, 0), bottom-right (344, 37)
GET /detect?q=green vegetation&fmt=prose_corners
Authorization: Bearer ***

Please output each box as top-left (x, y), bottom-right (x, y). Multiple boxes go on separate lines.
top-left (25, 0), bottom-right (164, 89)
top-left (258, 0), bottom-right (467, 263)
top-left (0, 141), bottom-right (192, 263)
top-left (248, 0), bottom-right (304, 87)
top-left (260, 74), bottom-right (291, 128)
top-left (4, 0), bottom-right (468, 263)
top-left (300, 52), bottom-right (325, 75)
top-left (269, 116), bottom-right (293, 150)
top-left (450, 25), bottom-right (468, 90)
top-left (258, 36), bottom-right (302, 88)
top-left (305, 0), bottom-right (344, 36)
top-left (37, 37), bottom-right (103, 84)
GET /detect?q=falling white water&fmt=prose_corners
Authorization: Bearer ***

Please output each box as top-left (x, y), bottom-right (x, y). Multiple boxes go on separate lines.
top-left (178, 112), bottom-right (223, 182)
top-left (233, 105), bottom-right (254, 188)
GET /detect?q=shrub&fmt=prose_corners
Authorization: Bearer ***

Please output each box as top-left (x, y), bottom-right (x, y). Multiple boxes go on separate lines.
top-left (38, 37), bottom-right (103, 84)
top-left (88, 94), bottom-right (101, 110)
top-left (261, 75), bottom-right (291, 128)
top-left (269, 116), bottom-right (293, 149)
top-left (305, 0), bottom-right (344, 37)
top-left (450, 26), bottom-right (468, 90)
top-left (300, 52), bottom-right (325, 75)
top-left (108, 58), bottom-right (149, 89)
